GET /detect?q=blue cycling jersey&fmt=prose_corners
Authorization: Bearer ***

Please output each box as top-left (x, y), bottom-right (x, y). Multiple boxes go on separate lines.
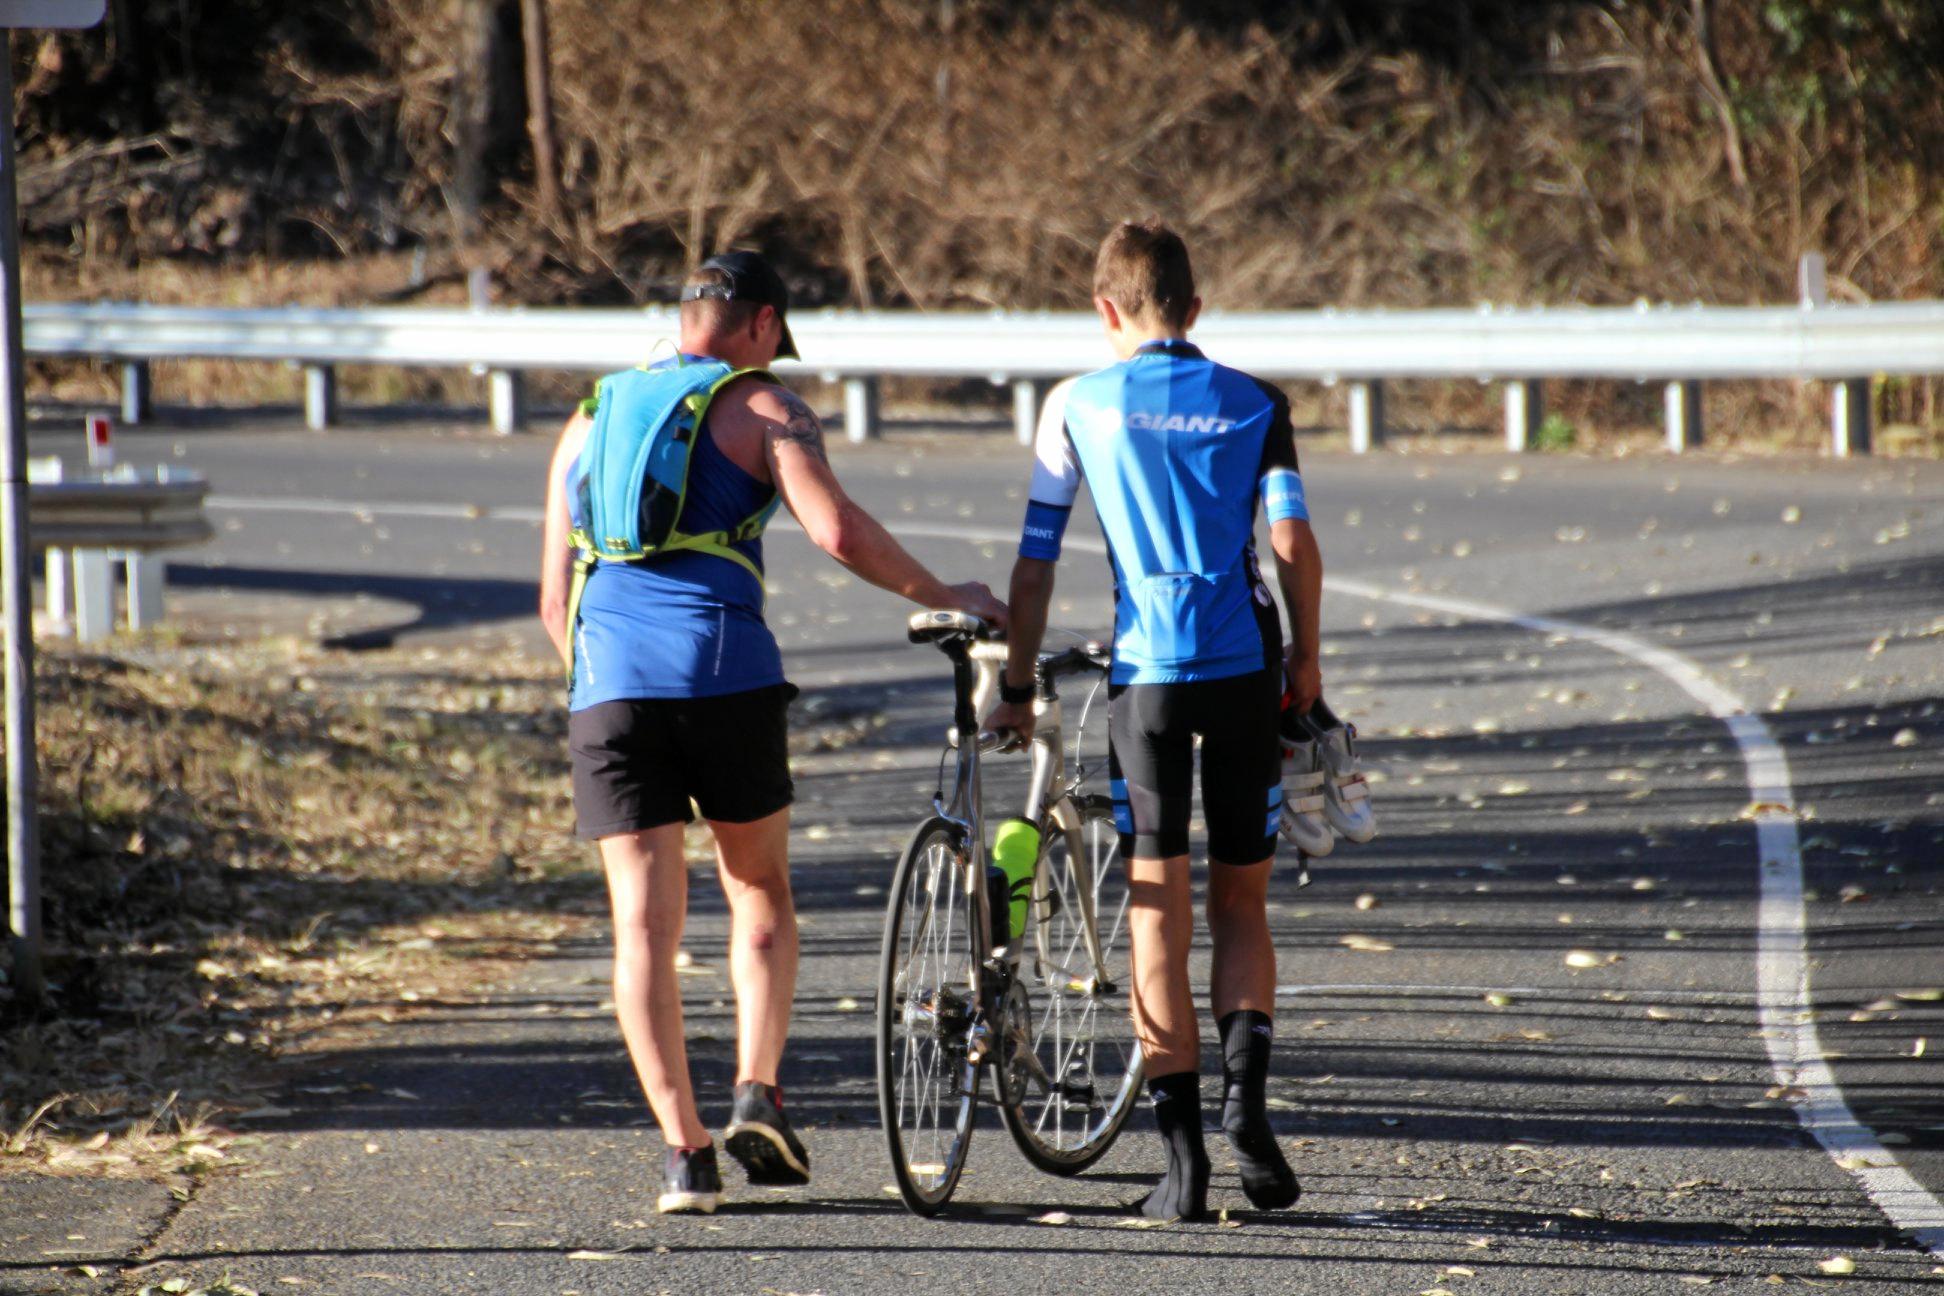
top-left (1018, 339), bottom-right (1307, 686)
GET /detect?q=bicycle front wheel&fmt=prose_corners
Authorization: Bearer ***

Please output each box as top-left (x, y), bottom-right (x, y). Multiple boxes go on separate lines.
top-left (876, 816), bottom-right (981, 1215)
top-left (998, 794), bottom-right (1144, 1174)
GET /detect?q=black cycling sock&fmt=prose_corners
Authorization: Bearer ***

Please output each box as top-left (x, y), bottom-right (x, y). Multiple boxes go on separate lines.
top-left (1219, 1009), bottom-right (1301, 1210)
top-left (1140, 1070), bottom-right (1209, 1220)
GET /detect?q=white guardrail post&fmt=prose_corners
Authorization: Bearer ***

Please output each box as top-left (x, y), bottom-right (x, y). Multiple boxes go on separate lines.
top-left (842, 376), bottom-right (879, 444)
top-left (1503, 380), bottom-right (1541, 452)
top-left (25, 456), bottom-right (65, 629)
top-left (489, 369), bottom-right (526, 434)
top-left (304, 363), bottom-right (335, 431)
top-left (1664, 380), bottom-right (1704, 452)
top-left (1012, 379), bottom-right (1047, 447)
top-left (1347, 381), bottom-right (1384, 453)
top-left (119, 359), bottom-right (149, 424)
top-left (1830, 378), bottom-right (1872, 456)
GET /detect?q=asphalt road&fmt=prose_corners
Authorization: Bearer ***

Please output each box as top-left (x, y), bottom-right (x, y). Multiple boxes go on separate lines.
top-left (11, 411), bottom-right (1944, 1294)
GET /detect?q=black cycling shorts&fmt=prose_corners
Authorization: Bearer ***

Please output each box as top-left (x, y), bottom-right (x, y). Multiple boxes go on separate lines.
top-left (568, 683), bottom-right (798, 839)
top-left (1108, 668), bottom-right (1281, 864)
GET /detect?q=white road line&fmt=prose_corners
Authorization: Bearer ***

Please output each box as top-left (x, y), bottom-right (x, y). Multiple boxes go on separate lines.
top-left (196, 491), bottom-right (1943, 1254)
top-left (209, 494), bottom-right (545, 524)
top-left (1321, 575), bottom-right (1944, 1258)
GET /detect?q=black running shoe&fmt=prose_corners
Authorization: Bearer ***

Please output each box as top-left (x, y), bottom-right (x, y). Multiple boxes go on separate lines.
top-left (723, 1081), bottom-right (811, 1186)
top-left (657, 1144), bottom-right (722, 1214)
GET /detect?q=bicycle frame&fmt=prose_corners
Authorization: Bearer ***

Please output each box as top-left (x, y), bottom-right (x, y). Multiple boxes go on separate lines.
top-left (933, 641), bottom-right (1107, 975)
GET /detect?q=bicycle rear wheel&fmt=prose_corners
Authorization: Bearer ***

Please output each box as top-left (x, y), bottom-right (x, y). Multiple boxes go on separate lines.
top-left (876, 816), bottom-right (981, 1215)
top-left (998, 794), bottom-right (1144, 1173)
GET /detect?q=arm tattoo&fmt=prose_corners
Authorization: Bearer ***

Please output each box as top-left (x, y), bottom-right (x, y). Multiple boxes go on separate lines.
top-left (771, 388), bottom-right (829, 467)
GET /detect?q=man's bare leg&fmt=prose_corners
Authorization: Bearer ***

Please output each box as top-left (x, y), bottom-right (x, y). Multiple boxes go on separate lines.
top-left (601, 824), bottom-right (710, 1149)
top-left (708, 809), bottom-right (797, 1087)
top-left (1126, 853), bottom-right (1197, 1072)
top-left (1126, 852), bottom-right (1208, 1218)
top-left (1207, 853), bottom-right (1299, 1209)
top-left (711, 807), bottom-right (812, 1184)
top-left (1207, 856), bottom-right (1275, 1019)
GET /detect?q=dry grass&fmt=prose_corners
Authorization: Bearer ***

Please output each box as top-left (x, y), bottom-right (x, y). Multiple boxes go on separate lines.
top-left (1, 641), bottom-right (601, 1184)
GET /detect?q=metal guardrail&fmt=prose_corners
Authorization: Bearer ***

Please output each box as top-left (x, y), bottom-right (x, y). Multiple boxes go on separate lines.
top-left (25, 300), bottom-right (1944, 453)
top-left (25, 467), bottom-right (209, 642)
top-left (27, 474), bottom-right (211, 549)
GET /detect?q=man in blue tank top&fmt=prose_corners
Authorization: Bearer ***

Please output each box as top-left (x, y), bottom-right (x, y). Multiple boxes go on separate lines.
top-left (539, 252), bottom-right (1005, 1213)
top-left (986, 223), bottom-right (1325, 1220)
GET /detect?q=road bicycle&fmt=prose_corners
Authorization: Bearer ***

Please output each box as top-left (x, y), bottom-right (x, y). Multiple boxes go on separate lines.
top-left (875, 609), bottom-right (1144, 1216)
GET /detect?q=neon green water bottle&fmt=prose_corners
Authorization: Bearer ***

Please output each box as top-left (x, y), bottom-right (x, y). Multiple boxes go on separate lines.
top-left (991, 817), bottom-right (1041, 941)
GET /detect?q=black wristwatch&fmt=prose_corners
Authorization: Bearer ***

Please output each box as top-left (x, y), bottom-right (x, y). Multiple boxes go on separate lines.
top-left (998, 676), bottom-right (1035, 705)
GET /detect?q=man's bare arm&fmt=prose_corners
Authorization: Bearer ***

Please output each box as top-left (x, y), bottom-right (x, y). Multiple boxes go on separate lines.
top-left (538, 411), bottom-right (590, 665)
top-left (982, 555), bottom-right (1057, 745)
top-left (751, 385), bottom-right (1005, 622)
top-left (1002, 557), bottom-right (1056, 690)
top-left (1269, 516), bottom-right (1323, 709)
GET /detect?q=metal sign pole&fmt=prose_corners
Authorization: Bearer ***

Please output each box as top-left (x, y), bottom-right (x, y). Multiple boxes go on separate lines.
top-left (0, 41), bottom-right (45, 1006)
top-left (0, 0), bottom-right (106, 1008)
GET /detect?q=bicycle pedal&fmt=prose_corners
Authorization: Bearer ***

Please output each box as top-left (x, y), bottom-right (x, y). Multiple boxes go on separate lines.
top-left (1059, 1062), bottom-right (1098, 1111)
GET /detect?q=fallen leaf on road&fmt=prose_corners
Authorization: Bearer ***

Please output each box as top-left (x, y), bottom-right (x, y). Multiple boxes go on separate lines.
top-left (1033, 1211), bottom-right (1072, 1226)
top-left (567, 1250), bottom-right (627, 1261)
top-left (1341, 934), bottom-right (1394, 952)
top-left (1818, 1256), bottom-right (1855, 1275)
top-left (1484, 992), bottom-right (1514, 1008)
top-left (1564, 950), bottom-right (1602, 969)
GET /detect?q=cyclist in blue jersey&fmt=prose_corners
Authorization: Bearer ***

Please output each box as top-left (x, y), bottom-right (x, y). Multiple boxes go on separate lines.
top-left (540, 252), bottom-right (1005, 1213)
top-left (986, 222), bottom-right (1324, 1220)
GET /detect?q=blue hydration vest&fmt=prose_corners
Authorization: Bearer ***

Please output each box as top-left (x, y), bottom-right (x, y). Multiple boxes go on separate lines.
top-left (565, 357), bottom-right (786, 706)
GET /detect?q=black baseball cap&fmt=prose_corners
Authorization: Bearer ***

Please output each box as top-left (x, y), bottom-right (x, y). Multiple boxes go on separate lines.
top-left (680, 251), bottom-right (799, 359)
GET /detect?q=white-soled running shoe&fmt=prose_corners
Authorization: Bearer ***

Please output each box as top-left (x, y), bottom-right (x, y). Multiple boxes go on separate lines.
top-left (1302, 700), bottom-right (1376, 844)
top-left (1278, 732), bottom-right (1335, 857)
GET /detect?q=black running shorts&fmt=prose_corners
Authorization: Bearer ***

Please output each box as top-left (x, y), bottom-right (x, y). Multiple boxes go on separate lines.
top-left (568, 683), bottom-right (798, 839)
top-left (1108, 667), bottom-right (1282, 864)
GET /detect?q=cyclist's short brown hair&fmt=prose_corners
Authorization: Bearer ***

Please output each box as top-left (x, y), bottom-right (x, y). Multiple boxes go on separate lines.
top-left (1092, 221), bottom-right (1195, 331)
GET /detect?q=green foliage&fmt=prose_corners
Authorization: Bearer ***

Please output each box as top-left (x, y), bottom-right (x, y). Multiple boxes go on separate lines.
top-left (1533, 413), bottom-right (1578, 452)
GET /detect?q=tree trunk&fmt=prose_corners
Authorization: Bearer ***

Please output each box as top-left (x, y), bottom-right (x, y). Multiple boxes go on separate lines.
top-left (447, 0), bottom-right (501, 241)
top-left (520, 0), bottom-right (563, 226)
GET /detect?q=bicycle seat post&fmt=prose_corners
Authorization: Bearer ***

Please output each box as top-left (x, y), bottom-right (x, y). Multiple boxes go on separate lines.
top-left (949, 644), bottom-right (978, 745)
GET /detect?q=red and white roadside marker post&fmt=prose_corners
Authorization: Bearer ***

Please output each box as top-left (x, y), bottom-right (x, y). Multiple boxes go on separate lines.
top-left (1, 0), bottom-right (109, 1007)
top-left (85, 410), bottom-right (112, 467)
top-left (69, 414), bottom-right (115, 642)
